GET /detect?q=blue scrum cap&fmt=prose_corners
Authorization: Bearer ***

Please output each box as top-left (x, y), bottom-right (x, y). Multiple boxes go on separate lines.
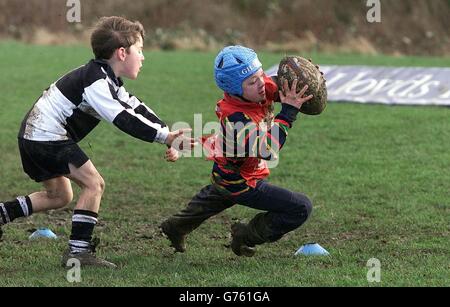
top-left (214, 45), bottom-right (262, 96)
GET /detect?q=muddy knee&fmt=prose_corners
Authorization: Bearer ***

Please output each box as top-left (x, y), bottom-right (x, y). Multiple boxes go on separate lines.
top-left (47, 188), bottom-right (73, 208)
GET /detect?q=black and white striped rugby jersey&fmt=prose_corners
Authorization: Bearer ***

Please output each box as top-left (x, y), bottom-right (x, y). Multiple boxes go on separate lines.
top-left (18, 59), bottom-right (169, 144)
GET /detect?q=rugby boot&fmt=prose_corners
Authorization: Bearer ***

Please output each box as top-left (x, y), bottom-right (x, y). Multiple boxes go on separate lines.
top-left (61, 238), bottom-right (117, 268)
top-left (160, 219), bottom-right (186, 253)
top-left (230, 223), bottom-right (256, 257)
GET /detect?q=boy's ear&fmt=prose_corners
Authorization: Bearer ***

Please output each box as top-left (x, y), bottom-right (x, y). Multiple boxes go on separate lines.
top-left (116, 47), bottom-right (127, 62)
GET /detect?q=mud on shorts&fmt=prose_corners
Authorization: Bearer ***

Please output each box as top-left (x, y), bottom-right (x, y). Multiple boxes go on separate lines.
top-left (18, 138), bottom-right (89, 183)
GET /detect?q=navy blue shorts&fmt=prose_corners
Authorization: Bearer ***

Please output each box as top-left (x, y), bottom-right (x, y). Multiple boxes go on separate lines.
top-left (18, 138), bottom-right (89, 182)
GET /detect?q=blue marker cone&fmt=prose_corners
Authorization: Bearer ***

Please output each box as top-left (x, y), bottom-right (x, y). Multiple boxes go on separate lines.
top-left (295, 242), bottom-right (329, 256)
top-left (29, 228), bottom-right (58, 239)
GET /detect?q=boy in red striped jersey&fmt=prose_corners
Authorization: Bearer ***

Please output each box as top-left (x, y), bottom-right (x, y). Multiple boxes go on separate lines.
top-left (161, 46), bottom-right (314, 257)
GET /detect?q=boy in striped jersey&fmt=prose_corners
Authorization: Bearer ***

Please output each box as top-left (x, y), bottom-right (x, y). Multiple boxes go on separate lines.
top-left (161, 46), bottom-right (314, 257)
top-left (0, 16), bottom-right (194, 268)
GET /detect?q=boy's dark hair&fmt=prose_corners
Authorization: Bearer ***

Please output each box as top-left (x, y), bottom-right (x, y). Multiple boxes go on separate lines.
top-left (91, 16), bottom-right (145, 60)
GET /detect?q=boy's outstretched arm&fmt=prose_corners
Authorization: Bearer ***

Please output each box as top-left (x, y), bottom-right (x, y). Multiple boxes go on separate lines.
top-left (83, 79), bottom-right (195, 152)
top-left (116, 89), bottom-right (197, 152)
top-left (83, 78), bottom-right (169, 143)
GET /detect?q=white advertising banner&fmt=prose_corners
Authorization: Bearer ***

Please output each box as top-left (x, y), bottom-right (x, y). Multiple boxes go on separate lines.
top-left (266, 65), bottom-right (450, 105)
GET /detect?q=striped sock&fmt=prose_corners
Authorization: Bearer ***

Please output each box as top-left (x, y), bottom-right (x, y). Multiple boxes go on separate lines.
top-left (69, 210), bottom-right (98, 254)
top-left (0, 196), bottom-right (33, 225)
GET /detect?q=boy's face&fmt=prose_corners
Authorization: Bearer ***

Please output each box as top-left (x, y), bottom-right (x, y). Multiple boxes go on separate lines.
top-left (242, 69), bottom-right (266, 102)
top-left (122, 36), bottom-right (145, 80)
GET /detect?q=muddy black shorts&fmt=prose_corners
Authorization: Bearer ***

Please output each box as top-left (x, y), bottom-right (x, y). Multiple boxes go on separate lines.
top-left (18, 138), bottom-right (89, 183)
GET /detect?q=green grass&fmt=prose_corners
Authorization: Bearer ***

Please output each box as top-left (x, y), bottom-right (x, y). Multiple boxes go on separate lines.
top-left (0, 41), bottom-right (449, 286)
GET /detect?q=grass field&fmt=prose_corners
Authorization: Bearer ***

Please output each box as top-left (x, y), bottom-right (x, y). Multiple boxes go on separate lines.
top-left (0, 41), bottom-right (449, 287)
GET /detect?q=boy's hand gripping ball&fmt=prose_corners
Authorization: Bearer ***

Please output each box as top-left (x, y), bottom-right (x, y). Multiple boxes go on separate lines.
top-left (277, 56), bottom-right (327, 115)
